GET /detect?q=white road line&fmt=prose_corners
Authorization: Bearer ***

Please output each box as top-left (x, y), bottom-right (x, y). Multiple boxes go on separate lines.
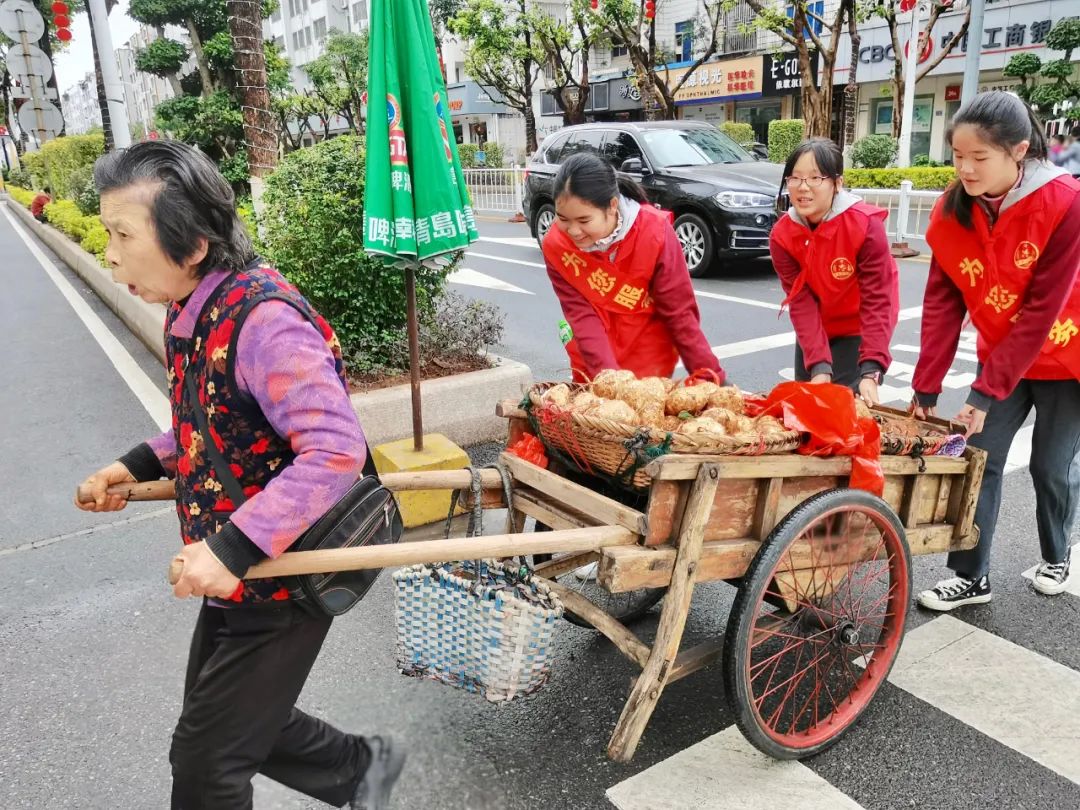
top-left (448, 267), bottom-right (534, 295)
top-left (712, 331), bottom-right (796, 359)
top-left (888, 615), bottom-right (1080, 786)
top-left (605, 726), bottom-right (865, 810)
top-left (1021, 541), bottom-right (1080, 595)
top-left (2, 205), bottom-right (170, 430)
top-left (893, 344), bottom-right (979, 364)
top-left (477, 236), bottom-right (540, 248)
top-left (465, 250), bottom-right (546, 269)
top-left (695, 290), bottom-right (782, 311)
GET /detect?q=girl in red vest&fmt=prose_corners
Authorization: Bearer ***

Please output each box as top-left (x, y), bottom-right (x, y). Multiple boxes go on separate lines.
top-left (770, 138), bottom-right (899, 403)
top-left (542, 152), bottom-right (725, 383)
top-left (913, 91), bottom-right (1080, 611)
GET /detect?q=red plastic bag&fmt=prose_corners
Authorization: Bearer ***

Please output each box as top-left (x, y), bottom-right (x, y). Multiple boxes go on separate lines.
top-left (747, 381), bottom-right (884, 495)
top-left (507, 433), bottom-right (549, 469)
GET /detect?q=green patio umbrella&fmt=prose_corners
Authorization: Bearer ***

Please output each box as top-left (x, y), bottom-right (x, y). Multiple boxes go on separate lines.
top-left (364, 0), bottom-right (480, 452)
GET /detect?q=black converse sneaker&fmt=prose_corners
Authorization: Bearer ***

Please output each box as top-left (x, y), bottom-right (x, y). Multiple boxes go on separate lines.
top-left (917, 575), bottom-right (992, 611)
top-left (1032, 553), bottom-right (1072, 595)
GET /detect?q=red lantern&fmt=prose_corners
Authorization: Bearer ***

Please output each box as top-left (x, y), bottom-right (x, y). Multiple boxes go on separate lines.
top-left (51, 1), bottom-right (68, 12)
top-left (56, 27), bottom-right (72, 40)
top-left (644, 0), bottom-right (656, 19)
top-left (590, 0), bottom-right (598, 7)
top-left (53, 14), bottom-right (70, 27)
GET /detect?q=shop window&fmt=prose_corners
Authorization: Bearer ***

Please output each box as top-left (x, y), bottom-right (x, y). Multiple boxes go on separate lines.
top-left (872, 96), bottom-right (935, 163)
top-left (675, 21), bottom-right (693, 62)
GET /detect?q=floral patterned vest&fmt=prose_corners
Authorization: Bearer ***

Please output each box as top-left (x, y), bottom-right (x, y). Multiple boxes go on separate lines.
top-left (165, 262), bottom-right (346, 606)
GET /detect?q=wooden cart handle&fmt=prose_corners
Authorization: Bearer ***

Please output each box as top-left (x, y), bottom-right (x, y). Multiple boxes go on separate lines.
top-left (79, 468), bottom-right (509, 507)
top-left (166, 525), bottom-right (635, 586)
top-left (77, 480), bottom-right (177, 504)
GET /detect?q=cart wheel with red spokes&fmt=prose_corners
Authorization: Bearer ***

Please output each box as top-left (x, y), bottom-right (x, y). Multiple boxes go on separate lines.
top-left (722, 488), bottom-right (911, 760)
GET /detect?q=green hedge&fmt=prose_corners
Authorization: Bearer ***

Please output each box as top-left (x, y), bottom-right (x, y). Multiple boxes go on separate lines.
top-left (260, 135), bottom-right (447, 369)
top-left (719, 122), bottom-right (755, 146)
top-left (458, 143), bottom-right (479, 168)
top-left (844, 167), bottom-right (956, 190)
top-left (22, 134), bottom-right (105, 199)
top-left (42, 199), bottom-right (109, 265)
top-left (480, 141), bottom-right (504, 168)
top-left (7, 185), bottom-right (37, 207)
top-left (768, 119), bottom-right (804, 164)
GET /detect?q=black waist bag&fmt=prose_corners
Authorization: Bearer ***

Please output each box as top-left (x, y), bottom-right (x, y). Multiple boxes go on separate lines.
top-left (186, 373), bottom-right (403, 616)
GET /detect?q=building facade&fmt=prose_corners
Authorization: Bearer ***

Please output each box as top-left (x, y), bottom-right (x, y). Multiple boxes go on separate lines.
top-left (60, 72), bottom-right (102, 135)
top-left (834, 0), bottom-right (1080, 163)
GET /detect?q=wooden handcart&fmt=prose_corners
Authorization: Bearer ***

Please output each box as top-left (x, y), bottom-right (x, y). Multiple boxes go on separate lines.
top-left (98, 403), bottom-right (985, 762)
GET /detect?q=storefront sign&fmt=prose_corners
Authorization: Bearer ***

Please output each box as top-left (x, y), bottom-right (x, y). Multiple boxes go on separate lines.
top-left (667, 56), bottom-right (763, 105)
top-left (833, 0), bottom-right (1080, 84)
top-left (446, 81), bottom-right (508, 116)
top-left (945, 84), bottom-right (961, 101)
top-left (762, 51), bottom-right (819, 95)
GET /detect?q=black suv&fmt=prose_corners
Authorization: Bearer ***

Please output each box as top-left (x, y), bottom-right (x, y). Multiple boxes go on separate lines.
top-left (523, 121), bottom-right (783, 277)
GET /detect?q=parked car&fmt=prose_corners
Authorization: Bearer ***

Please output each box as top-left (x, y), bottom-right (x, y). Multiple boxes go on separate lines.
top-left (523, 121), bottom-right (783, 277)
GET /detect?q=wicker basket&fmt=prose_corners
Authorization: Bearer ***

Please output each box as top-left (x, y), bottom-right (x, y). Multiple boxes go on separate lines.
top-left (393, 560), bottom-right (563, 703)
top-left (526, 382), bottom-right (801, 490)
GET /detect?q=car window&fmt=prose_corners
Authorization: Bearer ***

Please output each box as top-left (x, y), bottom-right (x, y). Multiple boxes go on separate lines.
top-left (603, 132), bottom-right (645, 170)
top-left (541, 132), bottom-right (571, 164)
top-left (640, 128), bottom-right (753, 167)
top-left (560, 130), bottom-right (605, 161)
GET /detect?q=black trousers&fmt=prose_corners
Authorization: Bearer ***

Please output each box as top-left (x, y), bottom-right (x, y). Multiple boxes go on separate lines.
top-left (170, 601), bottom-right (369, 809)
top-left (948, 378), bottom-right (1080, 579)
top-left (794, 335), bottom-right (863, 388)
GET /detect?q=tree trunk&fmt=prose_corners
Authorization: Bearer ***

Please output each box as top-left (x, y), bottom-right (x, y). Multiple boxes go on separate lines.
top-left (842, 0), bottom-right (860, 150)
top-left (187, 19), bottom-right (215, 96)
top-left (227, 0), bottom-right (277, 211)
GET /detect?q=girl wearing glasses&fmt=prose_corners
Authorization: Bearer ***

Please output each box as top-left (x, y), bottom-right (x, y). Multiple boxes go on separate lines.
top-left (769, 138), bottom-right (899, 404)
top-left (912, 92), bottom-right (1080, 610)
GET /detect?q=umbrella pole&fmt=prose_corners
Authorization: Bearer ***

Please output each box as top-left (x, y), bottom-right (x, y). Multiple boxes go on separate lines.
top-left (406, 264), bottom-right (424, 452)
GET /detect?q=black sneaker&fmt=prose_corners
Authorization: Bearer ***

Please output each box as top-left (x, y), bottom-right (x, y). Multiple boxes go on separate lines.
top-left (917, 575), bottom-right (991, 611)
top-left (351, 736), bottom-right (406, 810)
top-left (1033, 552), bottom-right (1072, 595)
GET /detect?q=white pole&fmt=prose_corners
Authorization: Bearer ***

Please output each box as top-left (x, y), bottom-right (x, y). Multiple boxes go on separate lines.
top-left (897, 2), bottom-right (922, 168)
top-left (87, 0), bottom-right (132, 148)
top-left (961, 0), bottom-right (985, 105)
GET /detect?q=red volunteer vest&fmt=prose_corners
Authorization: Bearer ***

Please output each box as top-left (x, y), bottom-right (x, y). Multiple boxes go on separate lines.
top-left (770, 202), bottom-right (888, 339)
top-left (543, 204), bottom-right (679, 379)
top-left (926, 174), bottom-right (1080, 381)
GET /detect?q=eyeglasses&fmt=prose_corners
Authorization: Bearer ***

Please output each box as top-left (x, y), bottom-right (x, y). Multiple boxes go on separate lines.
top-left (785, 176), bottom-right (830, 190)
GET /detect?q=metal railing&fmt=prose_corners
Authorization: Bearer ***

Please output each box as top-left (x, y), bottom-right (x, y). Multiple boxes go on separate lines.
top-left (463, 168), bottom-right (947, 244)
top-left (851, 181), bottom-right (943, 246)
top-left (463, 167), bottom-right (526, 214)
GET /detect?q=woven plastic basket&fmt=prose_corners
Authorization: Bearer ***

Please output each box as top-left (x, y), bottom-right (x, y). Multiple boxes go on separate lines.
top-left (526, 382), bottom-right (801, 490)
top-left (393, 560), bottom-right (563, 703)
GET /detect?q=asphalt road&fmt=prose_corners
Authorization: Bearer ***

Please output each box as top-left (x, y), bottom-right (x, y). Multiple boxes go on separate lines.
top-left (1, 204), bottom-right (1077, 810)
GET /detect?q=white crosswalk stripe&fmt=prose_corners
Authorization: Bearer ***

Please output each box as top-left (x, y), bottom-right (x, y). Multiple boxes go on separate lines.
top-left (606, 726), bottom-right (865, 810)
top-left (607, 613), bottom-right (1080, 807)
top-left (447, 267), bottom-right (534, 295)
top-left (887, 616), bottom-right (1080, 785)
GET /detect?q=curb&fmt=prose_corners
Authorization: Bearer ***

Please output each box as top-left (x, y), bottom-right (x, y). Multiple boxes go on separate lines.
top-left (5, 196), bottom-right (533, 448)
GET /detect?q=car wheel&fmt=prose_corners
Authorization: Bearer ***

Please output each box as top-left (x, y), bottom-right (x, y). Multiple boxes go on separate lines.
top-left (674, 212), bottom-right (714, 278)
top-left (534, 203), bottom-right (556, 248)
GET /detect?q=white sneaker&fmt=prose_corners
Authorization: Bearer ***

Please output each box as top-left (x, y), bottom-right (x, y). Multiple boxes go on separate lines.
top-left (1032, 554), bottom-right (1072, 595)
top-left (573, 562), bottom-right (599, 581)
